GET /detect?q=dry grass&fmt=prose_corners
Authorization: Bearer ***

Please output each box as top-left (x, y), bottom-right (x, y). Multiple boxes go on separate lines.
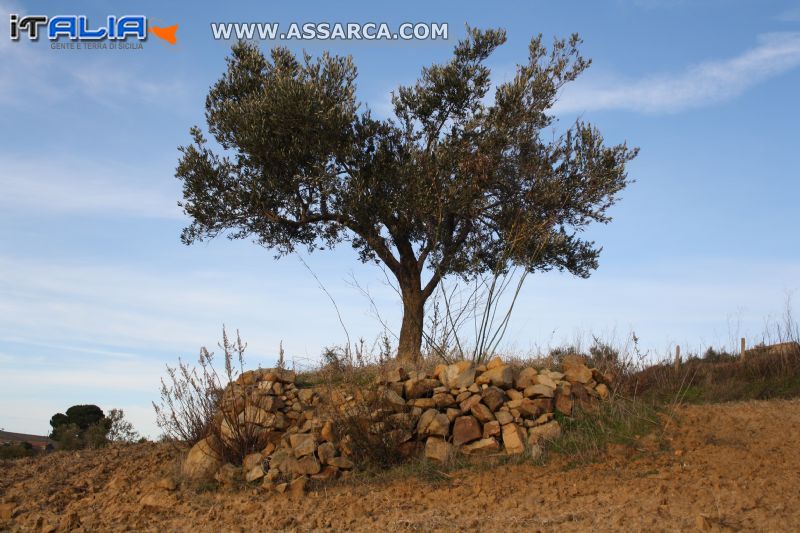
top-left (629, 343), bottom-right (800, 405)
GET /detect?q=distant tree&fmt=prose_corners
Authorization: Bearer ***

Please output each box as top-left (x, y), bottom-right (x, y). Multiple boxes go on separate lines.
top-left (49, 404), bottom-right (110, 449)
top-left (106, 409), bottom-right (140, 443)
top-left (51, 423), bottom-right (82, 450)
top-left (65, 405), bottom-right (105, 430)
top-left (48, 412), bottom-right (69, 435)
top-left (0, 442), bottom-right (36, 459)
top-left (176, 29), bottom-right (637, 362)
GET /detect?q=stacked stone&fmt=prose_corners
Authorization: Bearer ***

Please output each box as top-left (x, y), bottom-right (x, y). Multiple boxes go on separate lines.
top-left (182, 356), bottom-right (612, 491)
top-left (376, 356), bottom-right (612, 462)
top-left (182, 368), bottom-right (355, 493)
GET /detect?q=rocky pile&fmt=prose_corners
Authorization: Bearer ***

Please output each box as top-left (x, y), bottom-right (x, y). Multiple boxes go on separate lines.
top-left (181, 367), bottom-right (352, 496)
top-left (377, 356), bottom-right (611, 462)
top-left (181, 356), bottom-right (612, 493)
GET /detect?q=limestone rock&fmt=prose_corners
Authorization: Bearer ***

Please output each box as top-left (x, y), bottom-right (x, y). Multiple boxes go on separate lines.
top-left (481, 386), bottom-right (506, 411)
top-left (432, 392), bottom-right (456, 408)
top-left (486, 356), bottom-right (504, 370)
top-left (470, 402), bottom-right (495, 423)
top-left (459, 393), bottom-right (482, 414)
top-left (515, 367), bottom-right (538, 389)
top-left (475, 365), bottom-right (513, 388)
top-left (297, 389), bottom-right (315, 404)
top-left (532, 398), bottom-right (554, 414)
top-left (482, 420), bottom-right (501, 438)
top-left (321, 421), bottom-right (335, 442)
top-left (182, 437), bottom-right (222, 482)
top-left (259, 395), bottom-right (285, 412)
top-left (425, 437), bottom-right (451, 462)
top-left (528, 420), bottom-right (562, 444)
top-left (563, 357), bottom-right (593, 384)
top-left (453, 415), bottom-right (482, 446)
top-left (524, 384), bottom-right (555, 398)
top-left (290, 433), bottom-right (317, 458)
top-left (461, 437), bottom-right (500, 455)
top-left (328, 456), bottom-right (354, 470)
top-left (426, 412), bottom-right (451, 438)
top-left (416, 408), bottom-right (439, 436)
top-left (502, 423), bottom-right (526, 455)
top-left (595, 383), bottom-right (610, 400)
top-left (408, 398), bottom-right (436, 409)
top-left (555, 390), bottom-right (574, 415)
top-left (242, 452), bottom-right (263, 472)
top-left (317, 442), bottom-right (336, 465)
top-left (535, 374), bottom-right (558, 389)
top-left (383, 388), bottom-right (407, 410)
top-left (245, 464), bottom-right (265, 482)
top-left (455, 390), bottom-right (472, 403)
top-left (440, 361), bottom-right (476, 389)
top-left (495, 411), bottom-right (513, 425)
top-left (516, 398), bottom-right (542, 418)
top-left (292, 455), bottom-right (321, 475)
top-left (506, 388), bottom-right (523, 401)
top-left (405, 378), bottom-right (440, 399)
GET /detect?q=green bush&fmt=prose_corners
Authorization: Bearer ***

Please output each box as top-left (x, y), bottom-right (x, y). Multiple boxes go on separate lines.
top-left (48, 404), bottom-right (129, 450)
top-left (0, 442), bottom-right (37, 459)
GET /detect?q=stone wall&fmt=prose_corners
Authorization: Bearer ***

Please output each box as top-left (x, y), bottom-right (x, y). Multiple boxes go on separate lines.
top-left (181, 356), bottom-right (612, 495)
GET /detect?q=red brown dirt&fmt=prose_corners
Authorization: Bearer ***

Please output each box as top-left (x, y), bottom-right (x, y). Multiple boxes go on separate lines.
top-left (2, 399), bottom-right (799, 531)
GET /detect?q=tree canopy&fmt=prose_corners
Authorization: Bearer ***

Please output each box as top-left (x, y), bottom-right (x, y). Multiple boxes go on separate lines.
top-left (177, 28), bottom-right (637, 361)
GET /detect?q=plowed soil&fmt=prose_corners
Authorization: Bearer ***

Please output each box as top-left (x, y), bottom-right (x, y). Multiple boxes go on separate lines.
top-left (2, 399), bottom-right (799, 531)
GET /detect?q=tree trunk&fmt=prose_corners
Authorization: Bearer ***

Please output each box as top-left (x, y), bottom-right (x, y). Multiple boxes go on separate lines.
top-left (397, 286), bottom-right (425, 363)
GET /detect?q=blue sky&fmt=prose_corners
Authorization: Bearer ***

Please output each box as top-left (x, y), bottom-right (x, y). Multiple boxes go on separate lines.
top-left (1, 0), bottom-right (799, 437)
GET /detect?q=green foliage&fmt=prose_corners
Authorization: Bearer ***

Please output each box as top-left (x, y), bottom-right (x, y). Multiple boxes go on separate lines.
top-left (82, 422), bottom-right (111, 449)
top-left (49, 412), bottom-right (68, 432)
top-left (49, 404), bottom-right (112, 449)
top-left (702, 347), bottom-right (737, 363)
top-left (0, 442), bottom-right (37, 459)
top-left (106, 408), bottom-right (141, 443)
top-left (66, 404), bottom-right (105, 430)
top-left (51, 422), bottom-right (82, 450)
top-left (550, 398), bottom-right (662, 466)
top-left (176, 29), bottom-right (637, 360)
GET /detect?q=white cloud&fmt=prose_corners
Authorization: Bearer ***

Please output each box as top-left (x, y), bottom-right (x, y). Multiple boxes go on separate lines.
top-left (555, 32), bottom-right (800, 114)
top-left (0, 252), bottom-right (397, 436)
top-left (69, 64), bottom-right (185, 109)
top-left (0, 154), bottom-right (182, 219)
top-left (0, 253), bottom-right (394, 359)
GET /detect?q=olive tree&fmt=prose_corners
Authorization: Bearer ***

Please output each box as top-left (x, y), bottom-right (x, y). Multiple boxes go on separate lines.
top-left (176, 29), bottom-right (637, 362)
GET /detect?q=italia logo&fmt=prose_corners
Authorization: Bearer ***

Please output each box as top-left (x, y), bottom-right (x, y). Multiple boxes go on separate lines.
top-left (9, 14), bottom-right (178, 45)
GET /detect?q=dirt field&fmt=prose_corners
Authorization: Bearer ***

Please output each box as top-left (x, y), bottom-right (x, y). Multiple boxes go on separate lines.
top-left (2, 399), bottom-right (799, 532)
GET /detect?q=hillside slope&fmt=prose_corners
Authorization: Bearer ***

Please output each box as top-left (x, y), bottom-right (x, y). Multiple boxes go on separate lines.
top-left (2, 399), bottom-right (799, 531)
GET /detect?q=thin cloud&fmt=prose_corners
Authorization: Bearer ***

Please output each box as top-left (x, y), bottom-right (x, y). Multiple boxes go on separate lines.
top-left (70, 66), bottom-right (186, 109)
top-left (0, 155), bottom-right (182, 219)
top-left (555, 32), bottom-right (800, 114)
